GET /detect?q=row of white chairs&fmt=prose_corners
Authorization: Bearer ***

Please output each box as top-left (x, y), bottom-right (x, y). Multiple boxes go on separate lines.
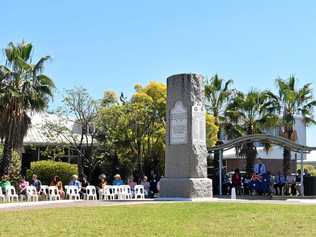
top-left (98, 185), bottom-right (145, 200)
top-left (0, 184), bottom-right (146, 203)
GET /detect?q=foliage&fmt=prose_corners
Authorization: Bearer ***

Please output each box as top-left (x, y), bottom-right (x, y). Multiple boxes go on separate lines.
top-left (267, 76), bottom-right (316, 175)
top-left (206, 114), bottom-right (219, 148)
top-left (97, 81), bottom-right (167, 180)
top-left (26, 160), bottom-right (77, 185)
top-left (224, 90), bottom-right (277, 173)
top-left (0, 41), bottom-right (54, 175)
top-left (303, 165), bottom-right (316, 176)
top-left (1, 203), bottom-right (316, 237)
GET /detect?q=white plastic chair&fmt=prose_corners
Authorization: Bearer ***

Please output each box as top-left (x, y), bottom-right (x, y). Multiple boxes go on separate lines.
top-left (84, 185), bottom-right (97, 200)
top-left (40, 185), bottom-right (49, 200)
top-left (48, 186), bottom-right (61, 201)
top-left (134, 185), bottom-right (145, 199)
top-left (6, 186), bottom-right (19, 202)
top-left (26, 186), bottom-right (39, 202)
top-left (0, 188), bottom-right (5, 202)
top-left (120, 185), bottom-right (132, 200)
top-left (110, 186), bottom-right (120, 200)
top-left (100, 185), bottom-right (113, 200)
top-left (68, 186), bottom-right (80, 200)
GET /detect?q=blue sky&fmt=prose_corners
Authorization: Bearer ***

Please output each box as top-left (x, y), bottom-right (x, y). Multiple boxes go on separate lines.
top-left (0, 0), bottom-right (316, 145)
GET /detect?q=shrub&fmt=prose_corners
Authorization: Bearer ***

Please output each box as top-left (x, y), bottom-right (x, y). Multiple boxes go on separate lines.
top-left (27, 160), bottom-right (78, 185)
top-left (303, 165), bottom-right (316, 176)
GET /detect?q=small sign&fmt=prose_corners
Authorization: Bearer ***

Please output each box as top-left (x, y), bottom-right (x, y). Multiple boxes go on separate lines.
top-left (170, 101), bottom-right (187, 145)
top-left (192, 102), bottom-right (206, 145)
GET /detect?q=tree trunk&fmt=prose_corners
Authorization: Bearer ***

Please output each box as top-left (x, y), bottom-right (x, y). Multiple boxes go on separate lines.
top-left (283, 128), bottom-right (293, 176)
top-left (77, 154), bottom-right (84, 180)
top-left (283, 148), bottom-right (291, 176)
top-left (0, 139), bottom-right (13, 175)
top-left (245, 142), bottom-right (257, 175)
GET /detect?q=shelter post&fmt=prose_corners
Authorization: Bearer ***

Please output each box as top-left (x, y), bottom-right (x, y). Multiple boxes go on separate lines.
top-left (300, 152), bottom-right (304, 196)
top-left (219, 149), bottom-right (223, 196)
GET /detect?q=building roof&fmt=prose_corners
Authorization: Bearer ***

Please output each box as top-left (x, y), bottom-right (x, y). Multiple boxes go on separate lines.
top-left (23, 112), bottom-right (92, 146)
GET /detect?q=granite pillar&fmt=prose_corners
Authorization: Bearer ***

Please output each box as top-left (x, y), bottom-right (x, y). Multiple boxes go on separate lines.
top-left (159, 73), bottom-right (213, 199)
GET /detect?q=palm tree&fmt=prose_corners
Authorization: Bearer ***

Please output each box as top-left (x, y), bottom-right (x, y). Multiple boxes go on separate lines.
top-left (204, 75), bottom-right (233, 194)
top-left (205, 74), bottom-right (233, 141)
top-left (224, 90), bottom-right (275, 174)
top-left (270, 76), bottom-right (316, 175)
top-left (0, 41), bottom-right (54, 175)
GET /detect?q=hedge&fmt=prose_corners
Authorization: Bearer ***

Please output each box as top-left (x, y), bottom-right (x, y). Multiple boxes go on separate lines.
top-left (27, 160), bottom-right (78, 185)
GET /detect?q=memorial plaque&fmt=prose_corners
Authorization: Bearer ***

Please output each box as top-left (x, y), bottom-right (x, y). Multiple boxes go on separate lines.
top-left (192, 103), bottom-right (206, 145)
top-left (170, 101), bottom-right (187, 144)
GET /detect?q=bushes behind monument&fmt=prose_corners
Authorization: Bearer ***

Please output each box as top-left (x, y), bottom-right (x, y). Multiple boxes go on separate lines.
top-left (27, 160), bottom-right (78, 184)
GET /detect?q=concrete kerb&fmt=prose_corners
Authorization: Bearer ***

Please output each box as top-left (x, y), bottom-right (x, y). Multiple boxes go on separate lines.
top-left (1, 197), bottom-right (316, 212)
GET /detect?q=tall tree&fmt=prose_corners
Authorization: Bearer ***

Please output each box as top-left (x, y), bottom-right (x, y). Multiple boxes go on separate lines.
top-left (270, 76), bottom-right (316, 175)
top-left (0, 42), bottom-right (54, 175)
top-left (44, 87), bottom-right (99, 180)
top-left (224, 90), bottom-right (275, 174)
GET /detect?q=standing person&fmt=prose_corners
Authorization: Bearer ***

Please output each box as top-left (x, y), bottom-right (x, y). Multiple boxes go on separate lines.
top-left (50, 176), bottom-right (65, 199)
top-left (254, 158), bottom-right (266, 176)
top-left (0, 175), bottom-right (11, 194)
top-left (113, 174), bottom-right (123, 186)
top-left (31, 174), bottom-right (42, 193)
top-left (18, 177), bottom-right (29, 195)
top-left (149, 173), bottom-right (159, 198)
top-left (232, 169), bottom-right (242, 195)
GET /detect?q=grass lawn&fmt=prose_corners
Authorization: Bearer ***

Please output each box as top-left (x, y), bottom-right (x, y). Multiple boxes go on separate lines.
top-left (0, 202), bottom-right (316, 237)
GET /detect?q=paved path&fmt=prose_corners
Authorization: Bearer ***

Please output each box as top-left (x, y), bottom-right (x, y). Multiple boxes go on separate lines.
top-left (1, 198), bottom-right (316, 212)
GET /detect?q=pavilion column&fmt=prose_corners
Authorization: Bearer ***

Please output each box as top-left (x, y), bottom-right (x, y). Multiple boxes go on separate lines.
top-left (300, 152), bottom-right (304, 196)
top-left (219, 149), bottom-right (223, 196)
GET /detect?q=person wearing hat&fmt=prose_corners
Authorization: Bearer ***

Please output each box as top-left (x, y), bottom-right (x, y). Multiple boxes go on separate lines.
top-left (113, 174), bottom-right (123, 186)
top-left (69, 174), bottom-right (81, 189)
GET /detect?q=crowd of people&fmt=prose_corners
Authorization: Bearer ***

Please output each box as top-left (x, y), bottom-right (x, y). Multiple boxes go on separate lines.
top-left (0, 173), bottom-right (161, 200)
top-left (222, 158), bottom-right (311, 197)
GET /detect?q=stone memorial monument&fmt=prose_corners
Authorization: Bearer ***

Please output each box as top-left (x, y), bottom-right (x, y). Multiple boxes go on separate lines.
top-left (159, 73), bottom-right (213, 199)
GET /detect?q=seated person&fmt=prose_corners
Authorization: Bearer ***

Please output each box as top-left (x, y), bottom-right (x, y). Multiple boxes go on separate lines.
top-left (113, 174), bottom-right (123, 186)
top-left (141, 176), bottom-right (150, 197)
top-left (254, 158), bottom-right (266, 176)
top-left (232, 169), bottom-right (242, 194)
top-left (69, 175), bottom-right (81, 189)
top-left (18, 176), bottom-right (29, 195)
top-left (261, 171), bottom-right (272, 196)
top-left (274, 171), bottom-right (286, 195)
top-left (97, 174), bottom-right (107, 197)
top-left (50, 176), bottom-right (65, 199)
top-left (0, 175), bottom-right (11, 194)
top-left (249, 172), bottom-right (263, 195)
top-left (31, 174), bottom-right (42, 193)
top-left (79, 175), bottom-right (89, 198)
top-left (127, 176), bottom-right (137, 191)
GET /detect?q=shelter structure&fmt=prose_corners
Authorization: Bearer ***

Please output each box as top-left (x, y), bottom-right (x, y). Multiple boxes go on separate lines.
top-left (208, 134), bottom-right (316, 196)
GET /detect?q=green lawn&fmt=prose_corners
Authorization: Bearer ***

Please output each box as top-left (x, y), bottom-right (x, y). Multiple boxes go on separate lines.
top-left (0, 203), bottom-right (316, 237)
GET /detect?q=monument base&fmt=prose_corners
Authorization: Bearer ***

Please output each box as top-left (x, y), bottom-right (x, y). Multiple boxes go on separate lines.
top-left (159, 178), bottom-right (213, 199)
